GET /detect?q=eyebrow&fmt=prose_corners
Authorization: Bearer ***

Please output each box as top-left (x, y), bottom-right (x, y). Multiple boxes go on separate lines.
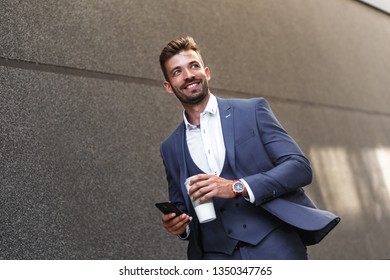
top-left (169, 60), bottom-right (200, 76)
top-left (189, 60), bottom-right (201, 66)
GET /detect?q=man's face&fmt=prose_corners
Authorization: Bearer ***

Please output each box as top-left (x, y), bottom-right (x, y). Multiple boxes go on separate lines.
top-left (163, 50), bottom-right (211, 105)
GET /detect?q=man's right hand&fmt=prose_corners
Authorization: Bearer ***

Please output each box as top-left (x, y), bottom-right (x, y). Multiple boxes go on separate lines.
top-left (162, 213), bottom-right (192, 236)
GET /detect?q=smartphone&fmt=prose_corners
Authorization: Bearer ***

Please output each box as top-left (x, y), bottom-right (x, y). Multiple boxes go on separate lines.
top-left (155, 202), bottom-right (184, 216)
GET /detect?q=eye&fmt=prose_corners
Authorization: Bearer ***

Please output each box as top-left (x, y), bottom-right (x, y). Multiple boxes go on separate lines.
top-left (172, 69), bottom-right (181, 77)
top-left (191, 63), bottom-right (200, 69)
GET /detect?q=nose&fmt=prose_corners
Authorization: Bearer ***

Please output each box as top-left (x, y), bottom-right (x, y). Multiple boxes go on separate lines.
top-left (182, 68), bottom-right (195, 81)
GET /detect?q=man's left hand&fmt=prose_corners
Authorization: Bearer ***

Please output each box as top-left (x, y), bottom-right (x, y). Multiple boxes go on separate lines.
top-left (187, 174), bottom-right (240, 203)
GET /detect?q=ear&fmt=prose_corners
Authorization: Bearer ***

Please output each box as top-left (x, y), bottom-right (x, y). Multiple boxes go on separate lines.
top-left (162, 80), bottom-right (174, 94)
top-left (205, 67), bottom-right (211, 81)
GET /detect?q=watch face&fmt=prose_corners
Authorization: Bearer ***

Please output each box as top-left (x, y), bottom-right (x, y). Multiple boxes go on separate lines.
top-left (234, 182), bottom-right (244, 192)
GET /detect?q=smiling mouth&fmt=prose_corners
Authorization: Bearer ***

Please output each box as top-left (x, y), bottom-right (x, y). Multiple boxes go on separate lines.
top-left (183, 81), bottom-right (200, 90)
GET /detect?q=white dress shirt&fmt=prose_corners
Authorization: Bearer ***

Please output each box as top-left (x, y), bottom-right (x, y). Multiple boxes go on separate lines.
top-left (183, 94), bottom-right (255, 202)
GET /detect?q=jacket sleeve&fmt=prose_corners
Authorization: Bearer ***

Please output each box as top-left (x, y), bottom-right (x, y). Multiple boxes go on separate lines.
top-left (242, 98), bottom-right (313, 206)
top-left (161, 142), bottom-right (199, 243)
top-left (160, 142), bottom-right (188, 214)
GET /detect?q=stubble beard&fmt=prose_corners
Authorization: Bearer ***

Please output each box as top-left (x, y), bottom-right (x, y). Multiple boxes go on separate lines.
top-left (172, 79), bottom-right (209, 105)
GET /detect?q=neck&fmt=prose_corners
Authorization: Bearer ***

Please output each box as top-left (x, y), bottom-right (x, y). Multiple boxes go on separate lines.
top-left (183, 93), bottom-right (211, 126)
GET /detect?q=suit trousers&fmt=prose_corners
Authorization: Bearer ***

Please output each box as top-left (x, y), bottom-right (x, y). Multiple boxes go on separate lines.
top-left (202, 224), bottom-right (308, 260)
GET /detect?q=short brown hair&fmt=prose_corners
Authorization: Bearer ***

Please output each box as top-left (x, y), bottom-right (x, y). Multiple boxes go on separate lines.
top-left (159, 36), bottom-right (203, 81)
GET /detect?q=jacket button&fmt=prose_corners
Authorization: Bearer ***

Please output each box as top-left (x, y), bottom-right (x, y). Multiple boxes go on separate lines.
top-left (243, 224), bottom-right (247, 228)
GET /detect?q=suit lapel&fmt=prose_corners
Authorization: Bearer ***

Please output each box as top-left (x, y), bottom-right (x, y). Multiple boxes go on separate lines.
top-left (217, 97), bottom-right (236, 172)
top-left (174, 123), bottom-right (191, 208)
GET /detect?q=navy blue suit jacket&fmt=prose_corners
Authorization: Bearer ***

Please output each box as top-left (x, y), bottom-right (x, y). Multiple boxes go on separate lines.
top-left (160, 97), bottom-right (340, 259)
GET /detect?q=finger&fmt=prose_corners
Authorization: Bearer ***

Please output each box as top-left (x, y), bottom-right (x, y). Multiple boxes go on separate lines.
top-left (168, 215), bottom-right (191, 235)
top-left (163, 218), bottom-right (179, 232)
top-left (165, 213), bottom-right (188, 228)
top-left (161, 213), bottom-right (177, 222)
top-left (191, 185), bottom-right (210, 201)
top-left (198, 188), bottom-right (217, 203)
top-left (190, 173), bottom-right (213, 185)
top-left (173, 218), bottom-right (192, 235)
top-left (188, 179), bottom-right (211, 195)
top-left (193, 189), bottom-right (213, 203)
top-left (173, 214), bottom-right (191, 228)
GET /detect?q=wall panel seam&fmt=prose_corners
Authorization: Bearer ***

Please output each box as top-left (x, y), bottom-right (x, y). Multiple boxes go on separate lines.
top-left (1, 56), bottom-right (389, 118)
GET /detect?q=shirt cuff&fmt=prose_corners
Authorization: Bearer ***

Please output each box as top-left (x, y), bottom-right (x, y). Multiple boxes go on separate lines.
top-left (178, 225), bottom-right (190, 240)
top-left (239, 178), bottom-right (255, 203)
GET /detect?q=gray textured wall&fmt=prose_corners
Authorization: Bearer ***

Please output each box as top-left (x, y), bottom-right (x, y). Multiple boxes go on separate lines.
top-left (1, 0), bottom-right (389, 259)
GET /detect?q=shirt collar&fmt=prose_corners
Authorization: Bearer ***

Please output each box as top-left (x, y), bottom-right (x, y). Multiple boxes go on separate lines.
top-left (202, 93), bottom-right (218, 116)
top-left (183, 93), bottom-right (218, 130)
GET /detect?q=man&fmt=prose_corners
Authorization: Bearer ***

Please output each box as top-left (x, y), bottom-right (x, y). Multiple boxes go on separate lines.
top-left (158, 36), bottom-right (339, 260)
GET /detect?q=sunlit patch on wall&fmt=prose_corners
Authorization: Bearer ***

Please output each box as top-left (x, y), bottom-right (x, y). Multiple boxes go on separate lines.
top-left (374, 147), bottom-right (390, 203)
top-left (309, 146), bottom-right (390, 221)
top-left (309, 147), bottom-right (360, 215)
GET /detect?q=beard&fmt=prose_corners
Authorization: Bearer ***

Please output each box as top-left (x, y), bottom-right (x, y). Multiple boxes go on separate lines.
top-left (171, 78), bottom-right (209, 105)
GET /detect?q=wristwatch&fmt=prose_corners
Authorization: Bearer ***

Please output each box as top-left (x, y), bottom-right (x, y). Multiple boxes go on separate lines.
top-left (232, 180), bottom-right (245, 198)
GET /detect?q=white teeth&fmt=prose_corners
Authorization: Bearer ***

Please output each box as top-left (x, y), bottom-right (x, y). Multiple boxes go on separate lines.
top-left (186, 83), bottom-right (198, 89)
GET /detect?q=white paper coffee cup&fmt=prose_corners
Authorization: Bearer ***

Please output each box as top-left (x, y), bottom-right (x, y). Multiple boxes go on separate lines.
top-left (185, 176), bottom-right (216, 223)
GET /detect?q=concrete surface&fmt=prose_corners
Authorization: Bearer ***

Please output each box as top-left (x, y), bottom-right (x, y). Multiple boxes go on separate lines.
top-left (1, 0), bottom-right (389, 259)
